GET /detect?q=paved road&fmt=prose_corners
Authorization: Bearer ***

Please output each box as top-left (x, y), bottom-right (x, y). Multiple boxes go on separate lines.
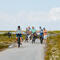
top-left (0, 39), bottom-right (45, 60)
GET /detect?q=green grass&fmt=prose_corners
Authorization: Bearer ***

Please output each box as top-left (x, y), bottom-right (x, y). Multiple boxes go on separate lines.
top-left (0, 33), bottom-right (25, 51)
top-left (45, 32), bottom-right (60, 60)
top-left (48, 31), bottom-right (60, 34)
top-left (0, 34), bottom-right (16, 51)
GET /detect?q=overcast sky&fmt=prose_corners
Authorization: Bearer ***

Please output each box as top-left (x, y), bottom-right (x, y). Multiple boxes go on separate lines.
top-left (0, 0), bottom-right (60, 31)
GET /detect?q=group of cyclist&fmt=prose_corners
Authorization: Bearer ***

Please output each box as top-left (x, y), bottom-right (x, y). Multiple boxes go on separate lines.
top-left (16, 26), bottom-right (47, 48)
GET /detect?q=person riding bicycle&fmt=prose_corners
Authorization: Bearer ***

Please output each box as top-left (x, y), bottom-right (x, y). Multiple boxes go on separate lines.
top-left (25, 26), bottom-right (31, 42)
top-left (28, 26), bottom-right (32, 40)
top-left (43, 28), bottom-right (47, 44)
top-left (25, 27), bottom-right (29, 42)
top-left (16, 26), bottom-right (22, 47)
top-left (31, 26), bottom-right (37, 43)
top-left (39, 26), bottom-right (44, 44)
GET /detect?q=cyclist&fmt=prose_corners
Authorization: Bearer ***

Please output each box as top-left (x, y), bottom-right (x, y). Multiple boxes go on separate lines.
top-left (16, 26), bottom-right (22, 47)
top-left (28, 26), bottom-right (31, 40)
top-left (8, 31), bottom-right (11, 38)
top-left (31, 26), bottom-right (37, 44)
top-left (25, 26), bottom-right (31, 42)
top-left (39, 26), bottom-right (44, 44)
top-left (43, 28), bottom-right (47, 44)
top-left (25, 27), bottom-right (29, 42)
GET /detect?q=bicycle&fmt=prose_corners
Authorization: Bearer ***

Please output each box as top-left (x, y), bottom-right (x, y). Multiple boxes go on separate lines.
top-left (17, 34), bottom-right (21, 48)
top-left (32, 33), bottom-right (37, 44)
top-left (40, 35), bottom-right (43, 44)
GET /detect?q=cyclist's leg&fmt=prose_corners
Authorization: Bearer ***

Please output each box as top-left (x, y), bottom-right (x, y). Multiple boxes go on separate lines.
top-left (25, 34), bottom-right (26, 39)
top-left (40, 37), bottom-right (42, 44)
top-left (18, 40), bottom-right (20, 48)
top-left (41, 35), bottom-right (44, 44)
top-left (32, 34), bottom-right (35, 43)
top-left (32, 37), bottom-right (34, 43)
top-left (41, 36), bottom-right (43, 44)
top-left (30, 34), bottom-right (32, 40)
top-left (40, 36), bottom-right (41, 43)
top-left (20, 37), bottom-right (22, 42)
top-left (25, 34), bottom-right (28, 42)
top-left (32, 34), bottom-right (34, 43)
top-left (20, 34), bottom-right (23, 44)
top-left (16, 37), bottom-right (18, 42)
top-left (20, 37), bottom-right (22, 45)
top-left (40, 36), bottom-right (42, 44)
top-left (44, 35), bottom-right (47, 44)
top-left (28, 34), bottom-right (30, 40)
top-left (33, 37), bottom-right (35, 43)
top-left (16, 34), bottom-right (18, 42)
top-left (18, 35), bottom-right (20, 48)
top-left (34, 36), bottom-right (36, 43)
top-left (29, 35), bottom-right (31, 40)
top-left (27, 34), bottom-right (29, 42)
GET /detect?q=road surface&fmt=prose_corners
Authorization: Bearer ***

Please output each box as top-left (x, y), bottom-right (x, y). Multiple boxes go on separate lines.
top-left (0, 39), bottom-right (45, 60)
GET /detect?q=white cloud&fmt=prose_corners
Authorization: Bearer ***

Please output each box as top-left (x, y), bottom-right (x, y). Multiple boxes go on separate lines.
top-left (49, 7), bottom-right (60, 21)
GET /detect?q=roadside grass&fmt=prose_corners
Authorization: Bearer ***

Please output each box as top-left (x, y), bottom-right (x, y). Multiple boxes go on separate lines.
top-left (0, 34), bottom-right (15, 51)
top-left (0, 34), bottom-right (25, 51)
top-left (45, 33), bottom-right (60, 60)
top-left (48, 31), bottom-right (60, 34)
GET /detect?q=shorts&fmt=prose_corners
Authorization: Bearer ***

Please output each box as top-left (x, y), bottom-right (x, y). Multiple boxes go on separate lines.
top-left (44, 35), bottom-right (47, 39)
top-left (16, 34), bottom-right (22, 37)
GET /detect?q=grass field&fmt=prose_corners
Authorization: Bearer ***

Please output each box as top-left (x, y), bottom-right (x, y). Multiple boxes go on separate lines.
top-left (0, 31), bottom-right (60, 60)
top-left (0, 32), bottom-right (25, 51)
top-left (45, 31), bottom-right (60, 60)
top-left (0, 34), bottom-right (16, 51)
top-left (48, 31), bottom-right (60, 34)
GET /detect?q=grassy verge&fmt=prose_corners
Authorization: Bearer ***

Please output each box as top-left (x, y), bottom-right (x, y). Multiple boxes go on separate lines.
top-left (0, 34), bottom-right (16, 51)
top-left (45, 33), bottom-right (60, 60)
top-left (48, 31), bottom-right (60, 34)
top-left (0, 33), bottom-right (25, 51)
